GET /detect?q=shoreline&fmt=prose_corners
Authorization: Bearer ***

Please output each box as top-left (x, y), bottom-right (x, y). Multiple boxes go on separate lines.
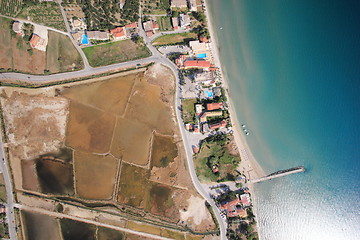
top-left (203, 0), bottom-right (265, 228)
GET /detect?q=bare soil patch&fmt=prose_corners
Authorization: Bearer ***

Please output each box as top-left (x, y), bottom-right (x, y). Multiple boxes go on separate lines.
top-left (98, 227), bottom-right (124, 240)
top-left (150, 134), bottom-right (178, 168)
top-left (21, 159), bottom-right (38, 191)
top-left (66, 101), bottom-right (116, 153)
top-left (61, 73), bottom-right (136, 116)
top-left (74, 151), bottom-right (118, 200)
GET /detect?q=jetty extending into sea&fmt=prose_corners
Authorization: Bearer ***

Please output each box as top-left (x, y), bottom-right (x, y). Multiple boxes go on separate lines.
top-left (250, 166), bottom-right (305, 183)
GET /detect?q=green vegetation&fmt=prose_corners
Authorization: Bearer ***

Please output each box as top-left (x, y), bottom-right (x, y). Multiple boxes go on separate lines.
top-left (0, 214), bottom-right (9, 239)
top-left (152, 32), bottom-right (198, 46)
top-left (18, 2), bottom-right (66, 31)
top-left (195, 134), bottom-right (241, 182)
top-left (143, 0), bottom-right (170, 15)
top-left (157, 16), bottom-right (173, 31)
top-left (181, 98), bottom-right (198, 124)
top-left (0, 0), bottom-right (23, 17)
top-left (192, 24), bottom-right (210, 39)
top-left (83, 38), bottom-right (151, 67)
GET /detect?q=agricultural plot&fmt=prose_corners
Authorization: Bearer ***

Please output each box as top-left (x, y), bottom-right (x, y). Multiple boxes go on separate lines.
top-left (157, 16), bottom-right (173, 31)
top-left (150, 134), bottom-right (178, 168)
top-left (83, 39), bottom-right (151, 67)
top-left (74, 151), bottom-right (118, 200)
top-left (18, 2), bottom-right (66, 31)
top-left (60, 218), bottom-right (96, 240)
top-left (181, 98), bottom-right (197, 124)
top-left (98, 227), bottom-right (124, 240)
top-left (0, 0), bottom-right (23, 17)
top-left (65, 101), bottom-right (116, 153)
top-left (21, 211), bottom-right (62, 240)
top-left (152, 32), bottom-right (198, 46)
top-left (142, 0), bottom-right (169, 15)
top-left (0, 17), bottom-right (83, 74)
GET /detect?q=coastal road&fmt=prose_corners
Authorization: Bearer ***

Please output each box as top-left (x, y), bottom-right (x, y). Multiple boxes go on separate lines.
top-left (0, 136), bottom-right (17, 240)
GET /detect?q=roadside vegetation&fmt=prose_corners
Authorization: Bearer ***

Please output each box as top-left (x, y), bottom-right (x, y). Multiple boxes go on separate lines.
top-left (142, 0), bottom-right (170, 15)
top-left (181, 98), bottom-right (198, 124)
top-left (18, 1), bottom-right (66, 31)
top-left (0, 0), bottom-right (23, 17)
top-left (152, 32), bottom-right (198, 46)
top-left (82, 38), bottom-right (151, 67)
top-left (195, 134), bottom-right (241, 182)
top-left (157, 16), bottom-right (173, 31)
top-left (0, 174), bottom-right (6, 202)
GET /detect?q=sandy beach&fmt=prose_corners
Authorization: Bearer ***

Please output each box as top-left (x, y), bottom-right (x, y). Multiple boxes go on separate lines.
top-left (203, 0), bottom-right (265, 180)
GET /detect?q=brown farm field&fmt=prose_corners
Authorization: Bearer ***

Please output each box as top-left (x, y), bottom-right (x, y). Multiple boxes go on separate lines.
top-left (0, 17), bottom-right (83, 74)
top-left (74, 151), bottom-right (118, 200)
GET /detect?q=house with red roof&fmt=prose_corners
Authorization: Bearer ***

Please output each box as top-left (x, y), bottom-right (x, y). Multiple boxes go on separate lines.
top-left (209, 120), bottom-right (226, 130)
top-left (206, 102), bottom-right (223, 111)
top-left (110, 27), bottom-right (127, 40)
top-left (240, 193), bottom-right (251, 207)
top-left (219, 198), bottom-right (248, 218)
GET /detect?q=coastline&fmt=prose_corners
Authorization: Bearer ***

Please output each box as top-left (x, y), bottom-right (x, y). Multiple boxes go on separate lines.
top-left (203, 0), bottom-right (265, 226)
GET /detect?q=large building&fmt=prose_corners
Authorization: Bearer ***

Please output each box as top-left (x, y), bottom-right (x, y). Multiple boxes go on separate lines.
top-left (179, 13), bottom-right (191, 28)
top-left (171, 0), bottom-right (188, 9)
top-left (29, 34), bottom-right (48, 52)
top-left (12, 21), bottom-right (24, 36)
top-left (176, 55), bottom-right (212, 69)
top-left (189, 40), bottom-right (212, 60)
top-left (199, 111), bottom-right (222, 123)
top-left (87, 31), bottom-right (109, 40)
top-left (188, 0), bottom-right (197, 11)
top-left (219, 198), bottom-right (248, 218)
top-left (110, 27), bottom-right (127, 40)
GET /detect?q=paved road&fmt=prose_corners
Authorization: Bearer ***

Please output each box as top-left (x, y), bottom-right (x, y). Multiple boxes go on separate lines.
top-left (0, 137), bottom-right (17, 239)
top-left (14, 204), bottom-right (171, 240)
top-left (57, 0), bottom-right (92, 70)
top-left (138, 6), bottom-right (227, 240)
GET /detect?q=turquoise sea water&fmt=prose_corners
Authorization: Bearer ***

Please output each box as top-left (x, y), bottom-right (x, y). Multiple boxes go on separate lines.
top-left (207, 0), bottom-right (360, 239)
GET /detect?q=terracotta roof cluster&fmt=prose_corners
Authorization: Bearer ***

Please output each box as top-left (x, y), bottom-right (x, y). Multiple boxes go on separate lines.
top-left (184, 60), bottom-right (211, 68)
top-left (220, 198), bottom-right (247, 218)
top-left (125, 22), bottom-right (138, 28)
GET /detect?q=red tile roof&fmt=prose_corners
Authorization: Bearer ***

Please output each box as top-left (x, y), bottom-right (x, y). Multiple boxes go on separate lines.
top-left (200, 36), bottom-right (209, 43)
top-left (125, 22), bottom-right (138, 28)
top-left (110, 27), bottom-right (126, 38)
top-left (29, 34), bottom-right (41, 47)
top-left (153, 22), bottom-right (159, 29)
top-left (184, 60), bottom-right (211, 68)
top-left (206, 102), bottom-right (223, 111)
top-left (209, 120), bottom-right (226, 130)
top-left (220, 198), bottom-right (247, 218)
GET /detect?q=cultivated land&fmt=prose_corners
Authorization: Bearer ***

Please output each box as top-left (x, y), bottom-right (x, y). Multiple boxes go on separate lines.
top-left (0, 0), bottom-right (23, 17)
top-left (0, 17), bottom-right (83, 74)
top-left (157, 16), bottom-right (173, 31)
top-left (17, 2), bottom-right (66, 31)
top-left (0, 66), bottom-right (216, 238)
top-left (83, 39), bottom-right (151, 67)
top-left (152, 32), bottom-right (198, 46)
top-left (181, 98), bottom-right (197, 124)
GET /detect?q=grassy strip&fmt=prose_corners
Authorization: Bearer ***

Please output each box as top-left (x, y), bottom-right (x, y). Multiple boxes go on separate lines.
top-left (152, 32), bottom-right (198, 46)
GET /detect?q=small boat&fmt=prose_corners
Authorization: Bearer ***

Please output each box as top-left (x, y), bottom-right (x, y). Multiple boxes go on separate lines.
top-left (241, 124), bottom-right (246, 128)
top-left (246, 132), bottom-right (250, 136)
top-left (220, 27), bottom-right (223, 30)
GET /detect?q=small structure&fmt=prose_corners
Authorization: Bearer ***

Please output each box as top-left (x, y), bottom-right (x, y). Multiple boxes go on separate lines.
top-left (212, 165), bottom-right (219, 173)
top-left (189, 40), bottom-right (211, 60)
top-left (0, 205), bottom-right (5, 214)
top-left (206, 102), bottom-right (223, 111)
top-left (125, 22), bottom-right (138, 28)
top-left (212, 87), bottom-right (222, 97)
top-left (87, 31), bottom-right (109, 41)
top-left (125, 22), bottom-right (139, 37)
top-left (195, 104), bottom-right (203, 115)
top-left (219, 198), bottom-right (248, 218)
top-left (200, 36), bottom-right (209, 43)
top-left (194, 71), bottom-right (214, 85)
top-left (192, 145), bottom-right (199, 154)
top-left (179, 14), bottom-right (191, 28)
top-left (193, 125), bottom-right (200, 133)
top-left (71, 18), bottom-right (86, 31)
top-left (209, 120), bottom-right (226, 130)
top-left (188, 0), bottom-right (197, 11)
top-left (29, 34), bottom-right (48, 51)
top-left (172, 17), bottom-right (179, 30)
top-left (171, 0), bottom-right (188, 9)
top-left (185, 123), bottom-right (193, 131)
top-left (110, 27), bottom-right (127, 40)
top-left (143, 20), bottom-right (159, 37)
top-left (12, 21), bottom-right (24, 36)
top-left (240, 193), bottom-right (251, 207)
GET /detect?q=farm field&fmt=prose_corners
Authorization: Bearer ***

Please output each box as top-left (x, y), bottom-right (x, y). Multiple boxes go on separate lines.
top-left (181, 98), bottom-right (197, 124)
top-left (152, 32), bottom-right (198, 46)
top-left (74, 151), bottom-right (118, 200)
top-left (83, 39), bottom-right (151, 67)
top-left (0, 66), bottom-right (217, 238)
top-left (142, 0), bottom-right (169, 15)
top-left (21, 211), bottom-right (62, 240)
top-left (0, 0), bottom-right (23, 17)
top-left (18, 2), bottom-right (66, 31)
top-left (0, 17), bottom-right (83, 74)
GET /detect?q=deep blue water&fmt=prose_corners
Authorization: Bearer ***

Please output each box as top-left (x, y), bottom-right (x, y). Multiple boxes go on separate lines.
top-left (207, 0), bottom-right (360, 239)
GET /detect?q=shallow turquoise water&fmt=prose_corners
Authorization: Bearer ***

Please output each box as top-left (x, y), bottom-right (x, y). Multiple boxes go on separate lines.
top-left (207, 0), bottom-right (360, 239)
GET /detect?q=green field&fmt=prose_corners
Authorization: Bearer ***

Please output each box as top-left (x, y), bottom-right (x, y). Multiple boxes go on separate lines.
top-left (142, 0), bottom-right (169, 15)
top-left (152, 32), bottom-right (198, 46)
top-left (181, 98), bottom-right (197, 124)
top-left (0, 0), bottom-right (23, 17)
top-left (83, 39), bottom-right (151, 67)
top-left (157, 16), bottom-right (173, 31)
top-left (18, 2), bottom-right (66, 31)
top-left (194, 134), bottom-right (241, 182)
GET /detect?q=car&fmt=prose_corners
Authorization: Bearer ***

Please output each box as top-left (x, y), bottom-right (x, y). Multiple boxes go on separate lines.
top-left (136, 64), bottom-right (141, 67)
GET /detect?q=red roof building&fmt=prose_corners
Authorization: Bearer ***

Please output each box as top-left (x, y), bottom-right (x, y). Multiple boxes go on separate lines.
top-left (209, 120), bottom-right (226, 130)
top-left (240, 194), bottom-right (251, 207)
top-left (153, 21), bottom-right (159, 30)
top-left (200, 36), bottom-right (209, 43)
top-left (183, 60), bottom-right (211, 69)
top-left (110, 27), bottom-right (126, 40)
top-left (192, 146), bottom-right (199, 154)
top-left (206, 102), bottom-right (223, 111)
top-left (194, 125), bottom-right (200, 133)
top-left (220, 198), bottom-right (248, 218)
top-left (212, 166), bottom-right (219, 173)
top-left (125, 22), bottom-right (138, 28)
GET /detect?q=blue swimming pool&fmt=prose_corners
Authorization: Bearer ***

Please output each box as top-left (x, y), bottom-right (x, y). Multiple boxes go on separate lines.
top-left (81, 34), bottom-right (89, 44)
top-left (196, 53), bottom-right (207, 58)
top-left (205, 89), bottom-right (213, 98)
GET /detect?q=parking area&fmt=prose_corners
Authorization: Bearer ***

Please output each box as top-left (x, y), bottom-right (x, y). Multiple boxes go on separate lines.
top-left (158, 45), bottom-right (191, 55)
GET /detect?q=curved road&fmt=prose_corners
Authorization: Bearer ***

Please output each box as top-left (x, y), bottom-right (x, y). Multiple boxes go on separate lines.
top-left (0, 5), bottom-right (227, 239)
